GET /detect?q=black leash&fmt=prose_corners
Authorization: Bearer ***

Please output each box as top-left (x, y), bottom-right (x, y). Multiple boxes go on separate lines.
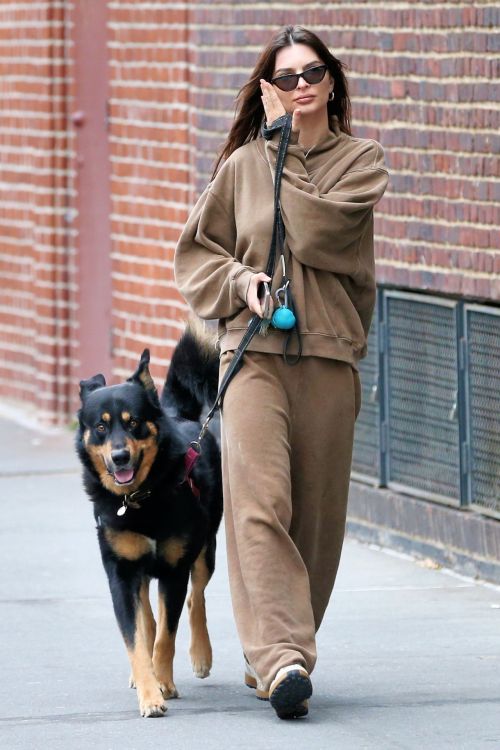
top-left (263, 115), bottom-right (302, 365)
top-left (191, 113), bottom-right (299, 451)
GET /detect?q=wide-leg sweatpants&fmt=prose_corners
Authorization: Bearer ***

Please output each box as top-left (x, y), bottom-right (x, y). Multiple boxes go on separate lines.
top-left (219, 350), bottom-right (361, 690)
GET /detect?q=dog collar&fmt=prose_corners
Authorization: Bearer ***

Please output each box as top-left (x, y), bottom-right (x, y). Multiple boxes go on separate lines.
top-left (117, 487), bottom-right (152, 516)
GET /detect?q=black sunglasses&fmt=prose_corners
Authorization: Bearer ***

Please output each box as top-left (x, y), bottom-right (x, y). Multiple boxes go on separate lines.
top-left (270, 64), bottom-right (328, 92)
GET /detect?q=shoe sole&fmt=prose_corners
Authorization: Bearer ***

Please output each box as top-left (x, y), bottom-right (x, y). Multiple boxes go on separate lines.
top-left (269, 670), bottom-right (312, 719)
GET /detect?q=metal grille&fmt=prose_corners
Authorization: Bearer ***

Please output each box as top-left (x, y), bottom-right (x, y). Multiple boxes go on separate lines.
top-left (352, 315), bottom-right (379, 480)
top-left (465, 306), bottom-right (500, 516)
top-left (385, 293), bottom-right (460, 503)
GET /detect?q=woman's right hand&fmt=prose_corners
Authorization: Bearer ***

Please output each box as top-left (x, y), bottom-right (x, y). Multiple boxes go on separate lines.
top-left (246, 272), bottom-right (274, 318)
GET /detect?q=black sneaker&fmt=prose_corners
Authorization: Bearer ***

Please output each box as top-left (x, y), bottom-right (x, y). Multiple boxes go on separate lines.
top-left (268, 664), bottom-right (312, 719)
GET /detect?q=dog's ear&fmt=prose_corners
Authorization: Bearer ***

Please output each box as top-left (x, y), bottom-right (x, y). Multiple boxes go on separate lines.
top-left (128, 349), bottom-right (160, 406)
top-left (79, 373), bottom-right (106, 402)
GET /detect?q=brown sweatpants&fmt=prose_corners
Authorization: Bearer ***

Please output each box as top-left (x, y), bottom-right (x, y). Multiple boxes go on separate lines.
top-left (219, 350), bottom-right (361, 690)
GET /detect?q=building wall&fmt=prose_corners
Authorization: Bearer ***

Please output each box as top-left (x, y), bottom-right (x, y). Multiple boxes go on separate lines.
top-left (0, 0), bottom-right (75, 424)
top-left (107, 0), bottom-right (195, 385)
top-left (0, 1), bottom-right (498, 424)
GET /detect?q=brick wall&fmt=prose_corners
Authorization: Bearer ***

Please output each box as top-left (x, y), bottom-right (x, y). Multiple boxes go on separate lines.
top-left (0, 1), bottom-right (498, 425)
top-left (107, 1), bottom-right (194, 386)
top-left (0, 0), bottom-right (75, 424)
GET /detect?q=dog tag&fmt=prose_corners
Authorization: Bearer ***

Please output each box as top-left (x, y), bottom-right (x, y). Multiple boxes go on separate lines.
top-left (117, 503), bottom-right (127, 517)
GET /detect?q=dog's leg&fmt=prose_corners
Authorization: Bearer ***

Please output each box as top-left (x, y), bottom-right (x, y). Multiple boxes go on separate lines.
top-left (129, 578), bottom-right (156, 690)
top-left (105, 560), bottom-right (166, 718)
top-left (187, 540), bottom-right (215, 678)
top-left (153, 567), bottom-right (190, 699)
top-left (124, 576), bottom-right (166, 718)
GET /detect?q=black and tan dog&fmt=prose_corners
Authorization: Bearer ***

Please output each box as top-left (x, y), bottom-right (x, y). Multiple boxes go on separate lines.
top-left (76, 323), bottom-right (222, 717)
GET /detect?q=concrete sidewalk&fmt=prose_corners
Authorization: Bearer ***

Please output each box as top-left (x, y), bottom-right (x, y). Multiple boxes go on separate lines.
top-left (0, 415), bottom-right (499, 750)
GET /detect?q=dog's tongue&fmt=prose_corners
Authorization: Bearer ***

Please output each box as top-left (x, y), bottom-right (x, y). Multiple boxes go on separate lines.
top-left (114, 469), bottom-right (134, 484)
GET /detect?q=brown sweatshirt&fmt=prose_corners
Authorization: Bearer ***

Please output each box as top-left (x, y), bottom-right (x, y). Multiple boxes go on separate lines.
top-left (174, 120), bottom-right (389, 368)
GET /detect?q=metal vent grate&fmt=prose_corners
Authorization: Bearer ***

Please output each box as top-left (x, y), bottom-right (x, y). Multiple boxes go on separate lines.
top-left (465, 306), bottom-right (500, 516)
top-left (352, 314), bottom-right (379, 480)
top-left (385, 293), bottom-right (460, 503)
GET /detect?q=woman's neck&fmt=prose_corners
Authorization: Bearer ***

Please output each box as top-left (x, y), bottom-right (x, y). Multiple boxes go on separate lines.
top-left (296, 110), bottom-right (331, 151)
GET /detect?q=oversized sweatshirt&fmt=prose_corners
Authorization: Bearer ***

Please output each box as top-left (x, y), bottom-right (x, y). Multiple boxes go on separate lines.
top-left (174, 119), bottom-right (389, 368)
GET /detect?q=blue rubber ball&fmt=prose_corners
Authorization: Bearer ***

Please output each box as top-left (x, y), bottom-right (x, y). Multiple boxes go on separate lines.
top-left (272, 307), bottom-right (296, 330)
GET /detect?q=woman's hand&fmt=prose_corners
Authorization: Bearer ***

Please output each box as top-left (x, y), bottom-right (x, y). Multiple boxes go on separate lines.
top-left (246, 272), bottom-right (274, 318)
top-left (260, 79), bottom-right (286, 126)
top-left (260, 79), bottom-right (302, 135)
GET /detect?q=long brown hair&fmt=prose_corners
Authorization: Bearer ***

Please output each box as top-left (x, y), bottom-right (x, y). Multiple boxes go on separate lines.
top-left (211, 25), bottom-right (352, 179)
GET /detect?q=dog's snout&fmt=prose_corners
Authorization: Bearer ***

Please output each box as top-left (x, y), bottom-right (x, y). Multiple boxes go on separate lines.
top-left (111, 448), bottom-right (131, 466)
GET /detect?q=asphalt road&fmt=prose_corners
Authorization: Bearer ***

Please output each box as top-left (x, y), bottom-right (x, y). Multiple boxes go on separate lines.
top-left (0, 416), bottom-right (499, 750)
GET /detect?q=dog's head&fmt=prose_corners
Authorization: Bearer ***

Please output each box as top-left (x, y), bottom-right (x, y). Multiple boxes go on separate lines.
top-left (77, 349), bottom-right (163, 496)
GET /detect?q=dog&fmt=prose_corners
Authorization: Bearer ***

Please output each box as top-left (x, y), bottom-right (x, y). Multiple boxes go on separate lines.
top-left (75, 322), bottom-right (223, 717)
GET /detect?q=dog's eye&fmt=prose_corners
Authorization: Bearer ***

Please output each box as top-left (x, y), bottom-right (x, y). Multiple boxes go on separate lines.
top-left (129, 419), bottom-right (138, 428)
top-left (96, 424), bottom-right (106, 433)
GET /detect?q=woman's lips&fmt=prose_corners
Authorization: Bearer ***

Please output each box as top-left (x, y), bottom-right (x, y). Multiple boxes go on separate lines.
top-left (295, 96), bottom-right (314, 103)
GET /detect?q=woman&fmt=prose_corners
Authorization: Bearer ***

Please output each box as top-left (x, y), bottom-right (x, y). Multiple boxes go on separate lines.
top-left (174, 25), bottom-right (389, 720)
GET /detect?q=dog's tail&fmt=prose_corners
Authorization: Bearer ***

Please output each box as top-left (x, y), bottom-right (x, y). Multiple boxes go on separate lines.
top-left (162, 317), bottom-right (219, 422)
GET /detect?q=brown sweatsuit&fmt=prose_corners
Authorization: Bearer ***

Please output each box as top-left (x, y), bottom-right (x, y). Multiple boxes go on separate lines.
top-left (174, 117), bottom-right (389, 690)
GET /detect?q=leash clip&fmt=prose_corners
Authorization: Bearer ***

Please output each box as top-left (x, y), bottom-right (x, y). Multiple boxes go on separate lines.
top-left (275, 279), bottom-right (290, 309)
top-left (197, 415), bottom-right (212, 444)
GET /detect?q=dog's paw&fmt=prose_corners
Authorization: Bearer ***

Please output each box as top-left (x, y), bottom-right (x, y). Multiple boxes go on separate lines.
top-left (138, 686), bottom-right (168, 718)
top-left (141, 702), bottom-right (167, 718)
top-left (158, 681), bottom-right (180, 699)
top-left (153, 663), bottom-right (180, 698)
top-left (190, 643), bottom-right (212, 678)
top-left (129, 673), bottom-right (136, 689)
top-left (191, 659), bottom-right (211, 679)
